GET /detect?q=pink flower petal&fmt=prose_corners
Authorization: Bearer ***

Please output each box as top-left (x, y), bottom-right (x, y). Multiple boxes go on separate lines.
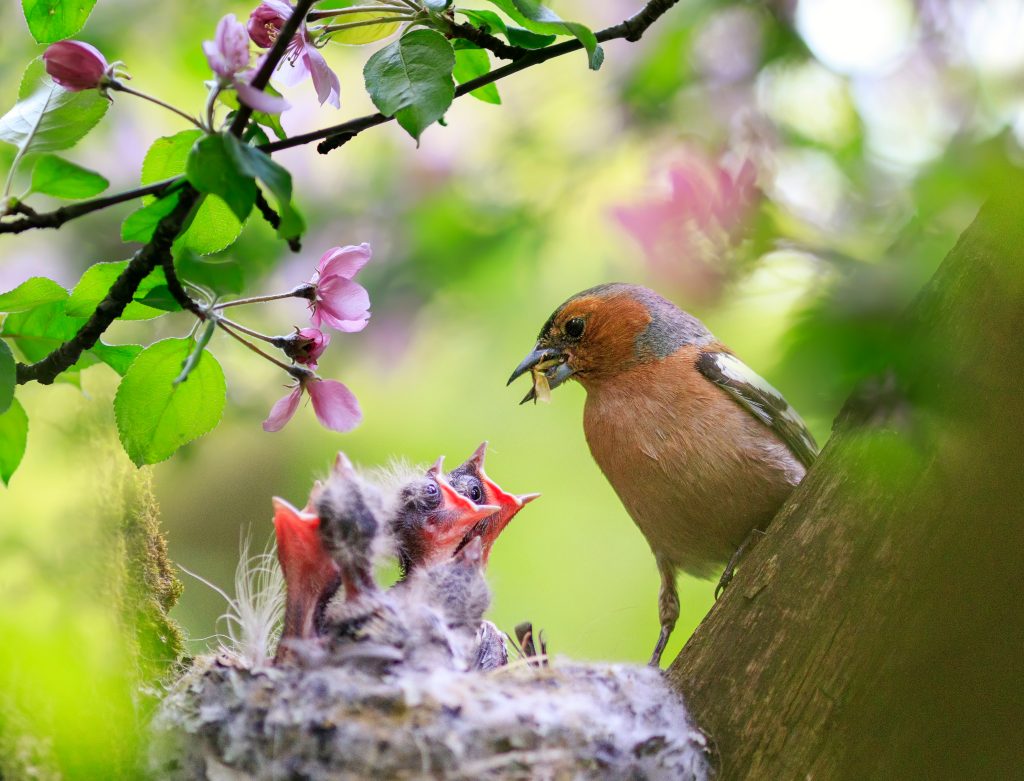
top-left (308, 379), bottom-right (362, 432)
top-left (263, 385), bottom-right (303, 432)
top-left (235, 79), bottom-right (291, 114)
top-left (43, 40), bottom-right (108, 91)
top-left (313, 277), bottom-right (370, 332)
top-left (316, 243), bottom-right (371, 282)
top-left (303, 46), bottom-right (340, 108)
top-left (273, 40), bottom-right (311, 87)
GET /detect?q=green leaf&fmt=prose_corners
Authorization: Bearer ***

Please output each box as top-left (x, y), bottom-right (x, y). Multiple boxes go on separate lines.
top-left (0, 58), bottom-right (108, 155)
top-left (484, 0), bottom-right (602, 69)
top-left (121, 191), bottom-right (182, 243)
top-left (66, 260), bottom-right (172, 320)
top-left (458, 9), bottom-right (556, 48)
top-left (363, 29), bottom-right (456, 142)
top-left (177, 252), bottom-right (245, 296)
top-left (223, 135), bottom-right (304, 241)
top-left (325, 12), bottom-right (401, 44)
top-left (0, 277), bottom-right (67, 313)
top-left (0, 399), bottom-right (28, 486)
top-left (29, 153), bottom-right (108, 198)
top-left (114, 338), bottom-right (226, 466)
top-left (135, 285), bottom-right (181, 312)
top-left (141, 131), bottom-right (243, 255)
top-left (90, 341), bottom-right (142, 376)
top-left (0, 340), bottom-right (15, 415)
top-left (453, 47), bottom-right (501, 105)
top-left (21, 0), bottom-right (97, 42)
top-left (0, 300), bottom-right (91, 365)
top-left (185, 134), bottom-right (256, 222)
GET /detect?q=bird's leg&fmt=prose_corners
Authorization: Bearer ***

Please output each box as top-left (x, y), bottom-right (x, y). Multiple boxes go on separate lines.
top-left (715, 527), bottom-right (767, 599)
top-left (649, 557), bottom-right (679, 668)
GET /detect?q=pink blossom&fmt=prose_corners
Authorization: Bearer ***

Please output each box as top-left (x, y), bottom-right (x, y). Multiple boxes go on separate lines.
top-left (205, 14), bottom-right (290, 114)
top-left (247, 0), bottom-right (341, 108)
top-left (309, 244), bottom-right (372, 332)
top-left (612, 151), bottom-right (758, 305)
top-left (263, 375), bottom-right (362, 433)
top-left (42, 41), bottom-right (109, 91)
top-left (285, 327), bottom-right (330, 369)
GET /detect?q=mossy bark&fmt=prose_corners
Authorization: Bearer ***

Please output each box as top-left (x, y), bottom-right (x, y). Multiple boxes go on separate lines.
top-left (669, 178), bottom-right (1024, 779)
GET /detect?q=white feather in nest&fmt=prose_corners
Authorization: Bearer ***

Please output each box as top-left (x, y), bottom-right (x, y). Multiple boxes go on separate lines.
top-left (178, 531), bottom-right (285, 670)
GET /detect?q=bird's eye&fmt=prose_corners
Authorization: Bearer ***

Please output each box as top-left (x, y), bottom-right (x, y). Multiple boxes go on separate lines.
top-left (469, 482), bottom-right (483, 503)
top-left (564, 317), bottom-right (585, 340)
top-left (424, 482), bottom-right (439, 497)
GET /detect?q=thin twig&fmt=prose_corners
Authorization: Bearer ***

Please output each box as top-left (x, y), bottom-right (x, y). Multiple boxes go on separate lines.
top-left (0, 177), bottom-right (182, 235)
top-left (218, 319), bottom-right (296, 373)
top-left (267, 0), bottom-right (683, 155)
top-left (308, 4), bottom-right (412, 21)
top-left (318, 16), bottom-right (417, 34)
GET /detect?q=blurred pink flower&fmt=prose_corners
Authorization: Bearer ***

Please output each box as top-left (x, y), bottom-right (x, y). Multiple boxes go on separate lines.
top-left (42, 40), bottom-right (109, 91)
top-left (612, 152), bottom-right (758, 304)
top-left (309, 243), bottom-right (372, 332)
top-left (206, 14), bottom-right (290, 114)
top-left (247, 0), bottom-right (340, 108)
top-left (263, 375), bottom-right (361, 432)
top-left (285, 327), bottom-right (330, 369)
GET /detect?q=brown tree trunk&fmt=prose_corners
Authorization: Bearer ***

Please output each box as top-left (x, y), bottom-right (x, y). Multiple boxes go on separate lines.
top-left (669, 178), bottom-right (1024, 780)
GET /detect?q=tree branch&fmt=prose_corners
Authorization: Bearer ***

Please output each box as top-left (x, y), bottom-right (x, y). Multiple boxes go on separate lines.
top-left (273, 0), bottom-right (682, 155)
top-left (12, 0), bottom-right (320, 386)
top-left (2, 0), bottom-right (682, 230)
top-left (0, 177), bottom-right (181, 235)
top-left (445, 19), bottom-right (527, 61)
top-left (14, 190), bottom-right (200, 384)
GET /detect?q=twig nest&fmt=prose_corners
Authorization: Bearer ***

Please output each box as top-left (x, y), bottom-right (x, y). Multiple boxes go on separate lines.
top-left (152, 655), bottom-right (713, 780)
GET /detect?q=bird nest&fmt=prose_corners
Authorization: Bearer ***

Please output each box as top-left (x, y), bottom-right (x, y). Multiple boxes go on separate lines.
top-left (151, 652), bottom-right (712, 780)
top-left (151, 447), bottom-right (713, 778)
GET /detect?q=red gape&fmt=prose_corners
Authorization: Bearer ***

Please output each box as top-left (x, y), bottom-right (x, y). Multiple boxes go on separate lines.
top-left (272, 497), bottom-right (340, 656)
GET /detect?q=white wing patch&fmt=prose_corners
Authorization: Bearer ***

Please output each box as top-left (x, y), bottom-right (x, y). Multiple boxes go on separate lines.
top-left (697, 351), bottom-right (819, 468)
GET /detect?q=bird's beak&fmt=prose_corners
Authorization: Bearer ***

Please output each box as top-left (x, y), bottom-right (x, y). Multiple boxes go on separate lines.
top-left (437, 473), bottom-right (500, 522)
top-left (507, 344), bottom-right (574, 404)
top-left (479, 470), bottom-right (540, 513)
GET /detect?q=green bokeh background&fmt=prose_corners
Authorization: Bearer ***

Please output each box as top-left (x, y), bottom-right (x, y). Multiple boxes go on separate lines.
top-left (2, 0), bottom-right (1022, 773)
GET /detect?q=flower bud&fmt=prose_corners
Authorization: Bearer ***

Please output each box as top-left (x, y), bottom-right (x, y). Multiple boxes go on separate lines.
top-left (204, 14), bottom-right (252, 80)
top-left (42, 40), bottom-right (109, 91)
top-left (283, 327), bottom-right (330, 369)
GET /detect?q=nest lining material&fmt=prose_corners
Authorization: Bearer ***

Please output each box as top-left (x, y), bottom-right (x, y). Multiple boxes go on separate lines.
top-left (152, 653), bottom-right (713, 780)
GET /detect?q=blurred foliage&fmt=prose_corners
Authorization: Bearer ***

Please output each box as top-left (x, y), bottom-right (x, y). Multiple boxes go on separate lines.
top-left (3, 0), bottom-right (1024, 775)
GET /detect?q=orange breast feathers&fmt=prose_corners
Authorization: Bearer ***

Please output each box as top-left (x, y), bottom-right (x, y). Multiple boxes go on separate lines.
top-left (581, 344), bottom-right (803, 577)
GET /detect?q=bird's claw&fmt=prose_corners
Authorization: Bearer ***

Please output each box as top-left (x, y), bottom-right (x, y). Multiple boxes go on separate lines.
top-left (714, 570), bottom-right (733, 601)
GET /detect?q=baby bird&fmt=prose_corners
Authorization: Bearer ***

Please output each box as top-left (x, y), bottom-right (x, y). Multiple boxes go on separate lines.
top-left (271, 488), bottom-right (341, 664)
top-left (509, 283), bottom-right (817, 666)
top-left (314, 454), bottom-right (497, 667)
top-left (447, 442), bottom-right (540, 564)
top-left (389, 457), bottom-right (498, 576)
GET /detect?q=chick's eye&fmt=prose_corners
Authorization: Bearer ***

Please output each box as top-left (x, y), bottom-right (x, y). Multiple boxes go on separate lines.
top-left (424, 482), bottom-right (439, 497)
top-left (565, 317), bottom-right (585, 339)
top-left (469, 483), bottom-right (483, 503)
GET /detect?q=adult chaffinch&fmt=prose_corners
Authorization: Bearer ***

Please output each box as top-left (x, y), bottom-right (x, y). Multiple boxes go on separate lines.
top-left (508, 283), bottom-right (817, 667)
